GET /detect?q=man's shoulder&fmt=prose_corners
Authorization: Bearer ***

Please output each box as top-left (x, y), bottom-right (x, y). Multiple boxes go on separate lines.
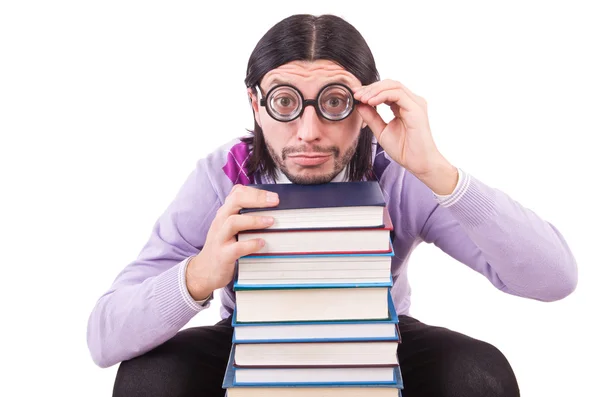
top-left (197, 136), bottom-right (255, 196)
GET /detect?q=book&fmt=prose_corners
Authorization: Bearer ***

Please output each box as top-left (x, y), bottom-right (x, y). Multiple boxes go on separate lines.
top-left (225, 388), bottom-right (401, 397)
top-left (237, 206), bottom-right (393, 255)
top-left (234, 340), bottom-right (399, 367)
top-left (224, 181), bottom-right (404, 397)
top-left (234, 366), bottom-right (399, 385)
top-left (223, 346), bottom-right (404, 395)
top-left (232, 290), bottom-right (399, 343)
top-left (236, 251), bottom-right (394, 286)
top-left (234, 284), bottom-right (391, 323)
top-left (239, 181), bottom-right (386, 229)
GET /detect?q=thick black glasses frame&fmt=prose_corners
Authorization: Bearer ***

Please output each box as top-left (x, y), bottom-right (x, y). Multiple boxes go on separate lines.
top-left (256, 83), bottom-right (357, 122)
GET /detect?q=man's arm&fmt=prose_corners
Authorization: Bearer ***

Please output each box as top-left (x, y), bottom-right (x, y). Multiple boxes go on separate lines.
top-left (405, 169), bottom-right (578, 301)
top-left (86, 159), bottom-right (221, 368)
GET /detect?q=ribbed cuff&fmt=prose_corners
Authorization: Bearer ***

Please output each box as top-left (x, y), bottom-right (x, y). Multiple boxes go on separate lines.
top-left (155, 257), bottom-right (205, 328)
top-left (434, 168), bottom-right (467, 206)
top-left (444, 173), bottom-right (497, 229)
top-left (181, 257), bottom-right (213, 308)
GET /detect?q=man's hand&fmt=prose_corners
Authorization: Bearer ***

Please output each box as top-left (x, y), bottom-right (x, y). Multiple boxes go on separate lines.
top-left (354, 79), bottom-right (459, 195)
top-left (185, 185), bottom-right (279, 300)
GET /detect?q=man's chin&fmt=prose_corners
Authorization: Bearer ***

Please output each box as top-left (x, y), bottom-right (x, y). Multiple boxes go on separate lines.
top-left (284, 168), bottom-right (337, 185)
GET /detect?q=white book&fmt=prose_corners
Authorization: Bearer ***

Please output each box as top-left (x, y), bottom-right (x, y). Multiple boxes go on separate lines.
top-left (237, 227), bottom-right (392, 255)
top-left (237, 254), bottom-right (393, 285)
top-left (234, 286), bottom-right (390, 323)
top-left (234, 366), bottom-right (397, 384)
top-left (226, 388), bottom-right (400, 397)
top-left (234, 321), bottom-right (398, 342)
top-left (234, 341), bottom-right (399, 367)
top-left (244, 206), bottom-right (385, 229)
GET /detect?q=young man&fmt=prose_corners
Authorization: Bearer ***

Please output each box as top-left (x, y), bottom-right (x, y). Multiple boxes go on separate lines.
top-left (88, 14), bottom-right (577, 397)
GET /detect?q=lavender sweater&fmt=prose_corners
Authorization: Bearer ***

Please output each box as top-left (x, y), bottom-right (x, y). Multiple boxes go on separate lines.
top-left (87, 137), bottom-right (578, 368)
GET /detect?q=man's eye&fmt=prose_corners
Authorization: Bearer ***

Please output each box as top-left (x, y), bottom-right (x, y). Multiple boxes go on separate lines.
top-left (323, 96), bottom-right (346, 110)
top-left (327, 98), bottom-right (341, 107)
top-left (275, 96), bottom-right (295, 108)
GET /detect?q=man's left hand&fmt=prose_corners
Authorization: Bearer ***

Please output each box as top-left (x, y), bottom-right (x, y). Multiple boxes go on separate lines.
top-left (354, 79), bottom-right (459, 195)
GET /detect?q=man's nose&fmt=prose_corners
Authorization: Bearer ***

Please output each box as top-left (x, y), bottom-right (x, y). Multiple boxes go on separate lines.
top-left (296, 105), bottom-right (322, 142)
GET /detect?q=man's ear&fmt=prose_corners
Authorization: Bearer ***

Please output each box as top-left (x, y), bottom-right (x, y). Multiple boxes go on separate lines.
top-left (247, 87), bottom-right (262, 128)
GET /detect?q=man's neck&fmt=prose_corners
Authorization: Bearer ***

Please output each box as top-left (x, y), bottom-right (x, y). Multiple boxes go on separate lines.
top-left (274, 167), bottom-right (348, 184)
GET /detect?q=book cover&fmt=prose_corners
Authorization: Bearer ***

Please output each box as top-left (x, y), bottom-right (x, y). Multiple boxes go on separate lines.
top-left (239, 181), bottom-right (386, 214)
top-left (238, 249), bottom-right (395, 261)
top-left (233, 274), bottom-right (393, 291)
top-left (223, 345), bottom-right (404, 388)
top-left (237, 209), bottom-right (393, 256)
top-left (239, 204), bottom-right (393, 234)
top-left (232, 289), bottom-right (398, 326)
top-left (232, 290), bottom-right (400, 343)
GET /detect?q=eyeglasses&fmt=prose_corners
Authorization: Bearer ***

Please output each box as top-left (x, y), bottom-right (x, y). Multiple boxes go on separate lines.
top-left (256, 83), bottom-right (357, 122)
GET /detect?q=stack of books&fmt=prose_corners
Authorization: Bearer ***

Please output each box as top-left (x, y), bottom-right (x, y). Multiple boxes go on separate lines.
top-left (222, 181), bottom-right (404, 396)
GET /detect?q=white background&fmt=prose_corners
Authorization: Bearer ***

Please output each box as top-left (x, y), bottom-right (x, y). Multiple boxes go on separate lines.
top-left (1, 1), bottom-right (598, 396)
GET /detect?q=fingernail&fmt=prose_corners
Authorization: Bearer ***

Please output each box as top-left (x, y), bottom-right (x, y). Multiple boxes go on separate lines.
top-left (262, 216), bottom-right (274, 225)
top-left (266, 192), bottom-right (278, 203)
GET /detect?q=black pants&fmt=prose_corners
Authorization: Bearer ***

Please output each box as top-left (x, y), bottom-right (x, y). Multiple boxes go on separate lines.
top-left (113, 315), bottom-right (520, 397)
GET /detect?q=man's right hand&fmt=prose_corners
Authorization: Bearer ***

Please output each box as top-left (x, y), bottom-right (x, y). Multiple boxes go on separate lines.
top-left (185, 184), bottom-right (280, 301)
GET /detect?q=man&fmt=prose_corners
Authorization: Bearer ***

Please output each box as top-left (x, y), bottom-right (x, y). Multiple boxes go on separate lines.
top-left (87, 14), bottom-right (578, 397)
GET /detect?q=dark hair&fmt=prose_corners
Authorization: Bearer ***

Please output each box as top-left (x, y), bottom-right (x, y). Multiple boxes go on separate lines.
top-left (242, 14), bottom-right (380, 182)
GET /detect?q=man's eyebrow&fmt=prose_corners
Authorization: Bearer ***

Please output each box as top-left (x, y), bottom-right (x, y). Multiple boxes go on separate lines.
top-left (264, 77), bottom-right (288, 88)
top-left (263, 76), bottom-right (355, 90)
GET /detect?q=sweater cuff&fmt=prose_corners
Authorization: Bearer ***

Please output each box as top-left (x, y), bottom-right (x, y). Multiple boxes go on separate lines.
top-left (154, 257), bottom-right (206, 328)
top-left (433, 168), bottom-right (467, 206)
top-left (443, 173), bottom-right (498, 229)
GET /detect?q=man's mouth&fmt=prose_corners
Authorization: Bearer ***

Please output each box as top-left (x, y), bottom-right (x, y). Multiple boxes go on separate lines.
top-left (287, 153), bottom-right (331, 166)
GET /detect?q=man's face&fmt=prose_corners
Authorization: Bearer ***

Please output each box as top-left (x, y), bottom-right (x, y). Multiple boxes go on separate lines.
top-left (249, 60), bottom-right (365, 185)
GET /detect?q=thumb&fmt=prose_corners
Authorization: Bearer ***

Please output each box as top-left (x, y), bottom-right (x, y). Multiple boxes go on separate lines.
top-left (357, 103), bottom-right (387, 139)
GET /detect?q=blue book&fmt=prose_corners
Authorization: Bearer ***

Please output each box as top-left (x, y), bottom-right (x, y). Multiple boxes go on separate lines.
top-left (238, 181), bottom-right (388, 231)
top-left (232, 289), bottom-right (400, 344)
top-left (240, 181), bottom-right (386, 213)
top-left (234, 274), bottom-right (393, 291)
top-left (222, 345), bottom-right (404, 392)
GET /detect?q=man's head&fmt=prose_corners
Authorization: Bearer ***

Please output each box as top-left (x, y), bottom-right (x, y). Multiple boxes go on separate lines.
top-left (243, 14), bottom-right (380, 184)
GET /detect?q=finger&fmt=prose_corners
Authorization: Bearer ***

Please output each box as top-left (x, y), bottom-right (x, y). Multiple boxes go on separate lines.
top-left (356, 103), bottom-right (387, 140)
top-left (361, 89), bottom-right (420, 113)
top-left (220, 185), bottom-right (280, 218)
top-left (356, 79), bottom-right (424, 108)
top-left (224, 238), bottom-right (266, 262)
top-left (354, 79), bottom-right (401, 100)
top-left (218, 214), bottom-right (274, 243)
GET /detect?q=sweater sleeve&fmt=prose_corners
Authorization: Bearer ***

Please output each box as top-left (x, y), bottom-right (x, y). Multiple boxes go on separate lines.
top-left (411, 170), bottom-right (578, 301)
top-left (86, 158), bottom-right (222, 368)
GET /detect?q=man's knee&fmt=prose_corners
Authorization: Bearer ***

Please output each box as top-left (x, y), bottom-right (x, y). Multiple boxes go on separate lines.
top-left (439, 339), bottom-right (520, 397)
top-left (112, 350), bottom-right (197, 397)
top-left (112, 327), bottom-right (230, 397)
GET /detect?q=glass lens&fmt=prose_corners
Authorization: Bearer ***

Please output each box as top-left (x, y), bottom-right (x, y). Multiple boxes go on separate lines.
top-left (318, 85), bottom-right (353, 120)
top-left (267, 86), bottom-right (302, 121)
